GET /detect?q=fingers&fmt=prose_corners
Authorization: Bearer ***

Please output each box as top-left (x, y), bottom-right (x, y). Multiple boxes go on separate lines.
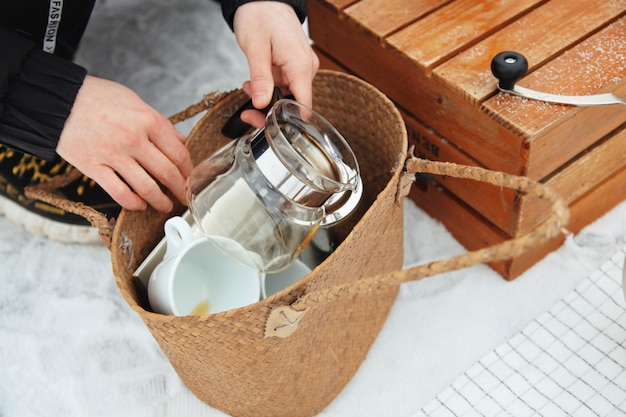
top-left (89, 146), bottom-right (182, 214)
top-left (88, 165), bottom-right (148, 211)
top-left (280, 53), bottom-right (319, 109)
top-left (243, 42), bottom-right (275, 109)
top-left (112, 155), bottom-right (174, 213)
top-left (239, 82), bottom-right (268, 127)
top-left (115, 115), bottom-right (189, 209)
top-left (100, 148), bottom-right (188, 214)
top-left (239, 108), bottom-right (267, 128)
top-left (145, 115), bottom-right (194, 178)
top-left (138, 138), bottom-right (191, 207)
top-left (118, 118), bottom-right (191, 212)
top-left (233, 2), bottom-right (318, 112)
top-left (175, 129), bottom-right (187, 143)
top-left (56, 76), bottom-right (193, 213)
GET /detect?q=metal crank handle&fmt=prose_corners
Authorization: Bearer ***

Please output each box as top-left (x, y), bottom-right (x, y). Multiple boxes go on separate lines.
top-left (491, 51), bottom-right (626, 107)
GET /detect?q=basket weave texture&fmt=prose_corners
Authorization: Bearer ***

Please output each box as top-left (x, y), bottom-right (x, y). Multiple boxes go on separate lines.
top-left (24, 70), bottom-right (569, 417)
top-left (113, 71), bottom-right (408, 417)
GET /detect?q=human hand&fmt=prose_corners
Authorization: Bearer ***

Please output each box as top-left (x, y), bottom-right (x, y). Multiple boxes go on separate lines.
top-left (232, 1), bottom-right (319, 127)
top-left (56, 76), bottom-right (193, 212)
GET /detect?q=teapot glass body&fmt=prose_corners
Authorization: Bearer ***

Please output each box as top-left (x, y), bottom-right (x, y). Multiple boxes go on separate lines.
top-left (187, 99), bottom-right (362, 273)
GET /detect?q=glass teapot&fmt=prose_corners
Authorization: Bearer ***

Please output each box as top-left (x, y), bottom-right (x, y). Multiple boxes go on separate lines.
top-left (186, 95), bottom-right (362, 273)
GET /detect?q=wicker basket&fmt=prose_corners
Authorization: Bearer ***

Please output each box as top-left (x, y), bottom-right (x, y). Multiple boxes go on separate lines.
top-left (26, 70), bottom-right (568, 417)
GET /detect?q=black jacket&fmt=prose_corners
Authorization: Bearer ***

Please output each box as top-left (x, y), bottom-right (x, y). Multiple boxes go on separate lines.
top-left (0, 0), bottom-right (307, 161)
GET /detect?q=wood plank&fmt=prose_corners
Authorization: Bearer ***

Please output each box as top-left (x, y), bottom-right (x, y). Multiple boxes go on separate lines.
top-left (406, 109), bottom-right (626, 235)
top-left (566, 165), bottom-right (626, 234)
top-left (433, 0), bottom-right (626, 103)
top-left (313, 0), bottom-right (361, 13)
top-left (403, 110), bottom-right (520, 233)
top-left (518, 124), bottom-right (626, 233)
top-left (316, 42), bottom-right (626, 238)
top-left (315, 47), bottom-right (517, 234)
top-left (408, 163), bottom-right (626, 279)
top-left (408, 168), bottom-right (561, 279)
top-left (344, 0), bottom-right (452, 41)
top-left (484, 17), bottom-right (626, 131)
top-left (310, 0), bottom-right (626, 278)
top-left (311, 2), bottom-right (626, 179)
top-left (309, 0), bottom-right (526, 174)
top-left (483, 17), bottom-right (626, 178)
top-left (386, 0), bottom-right (547, 72)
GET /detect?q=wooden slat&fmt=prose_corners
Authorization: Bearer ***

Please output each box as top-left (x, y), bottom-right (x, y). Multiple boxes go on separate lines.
top-left (314, 28), bottom-right (626, 236)
top-left (386, 0), bottom-right (546, 72)
top-left (313, 0), bottom-right (361, 13)
top-left (433, 0), bottom-right (626, 103)
top-left (309, 0), bottom-right (626, 279)
top-left (406, 108), bottom-right (626, 235)
top-left (344, 0), bottom-right (452, 41)
top-left (567, 167), bottom-right (626, 234)
top-left (518, 124), bottom-right (626, 233)
top-left (408, 164), bottom-right (626, 279)
top-left (310, 0), bottom-right (626, 179)
top-left (313, 33), bottom-right (626, 279)
top-left (309, 0), bottom-right (526, 174)
top-left (484, 17), bottom-right (626, 131)
top-left (403, 110), bottom-right (520, 233)
top-left (484, 17), bottom-right (626, 178)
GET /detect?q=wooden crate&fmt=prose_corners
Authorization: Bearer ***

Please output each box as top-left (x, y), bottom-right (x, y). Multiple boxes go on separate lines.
top-left (309, 0), bottom-right (626, 278)
top-left (410, 162), bottom-right (626, 278)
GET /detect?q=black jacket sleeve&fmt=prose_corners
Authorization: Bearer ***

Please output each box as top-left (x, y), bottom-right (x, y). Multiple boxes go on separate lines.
top-left (0, 25), bottom-right (86, 161)
top-left (220, 0), bottom-right (307, 31)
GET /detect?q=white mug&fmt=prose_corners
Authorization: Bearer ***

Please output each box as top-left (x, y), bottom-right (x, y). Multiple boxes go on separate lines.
top-left (262, 259), bottom-right (311, 299)
top-left (148, 216), bottom-right (262, 316)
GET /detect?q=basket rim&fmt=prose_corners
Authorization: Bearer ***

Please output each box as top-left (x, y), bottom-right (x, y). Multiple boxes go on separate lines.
top-left (111, 69), bottom-right (409, 321)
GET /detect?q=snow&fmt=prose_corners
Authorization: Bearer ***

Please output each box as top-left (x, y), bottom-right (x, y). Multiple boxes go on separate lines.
top-left (1, 1), bottom-right (625, 416)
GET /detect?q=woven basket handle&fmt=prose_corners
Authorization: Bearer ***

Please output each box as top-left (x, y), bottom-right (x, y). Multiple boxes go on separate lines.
top-left (24, 91), bottom-right (232, 248)
top-left (394, 155), bottom-right (570, 282)
top-left (265, 153), bottom-right (570, 337)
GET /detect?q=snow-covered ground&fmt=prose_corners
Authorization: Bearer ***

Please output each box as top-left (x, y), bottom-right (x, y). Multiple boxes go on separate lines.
top-left (1, 1), bottom-right (625, 416)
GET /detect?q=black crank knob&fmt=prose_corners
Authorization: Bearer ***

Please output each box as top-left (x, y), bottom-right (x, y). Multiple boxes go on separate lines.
top-left (491, 51), bottom-right (529, 91)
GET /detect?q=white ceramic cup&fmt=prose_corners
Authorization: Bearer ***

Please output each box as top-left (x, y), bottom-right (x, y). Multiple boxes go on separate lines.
top-left (262, 259), bottom-right (311, 299)
top-left (148, 216), bottom-right (262, 316)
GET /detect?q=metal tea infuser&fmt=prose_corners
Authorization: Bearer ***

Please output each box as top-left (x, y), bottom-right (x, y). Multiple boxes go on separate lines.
top-left (491, 51), bottom-right (626, 107)
top-left (186, 91), bottom-right (362, 273)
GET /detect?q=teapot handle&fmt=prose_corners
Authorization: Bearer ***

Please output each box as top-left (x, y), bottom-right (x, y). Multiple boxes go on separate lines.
top-left (220, 87), bottom-right (293, 139)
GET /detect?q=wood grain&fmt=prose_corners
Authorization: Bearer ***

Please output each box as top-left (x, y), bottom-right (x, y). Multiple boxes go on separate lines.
top-left (310, 0), bottom-right (626, 278)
